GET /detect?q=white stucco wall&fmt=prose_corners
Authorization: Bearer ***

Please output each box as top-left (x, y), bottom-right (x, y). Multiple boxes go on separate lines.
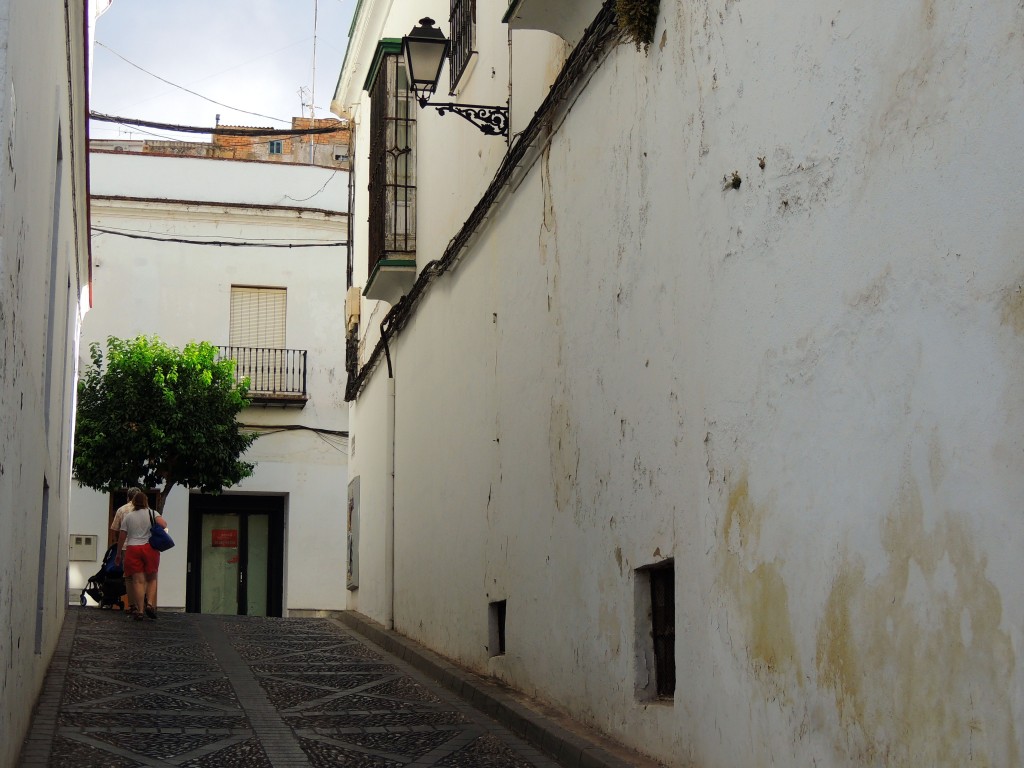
top-left (90, 151), bottom-right (347, 211)
top-left (0, 1), bottom-right (91, 764)
top-left (337, 0), bottom-right (1024, 765)
top-left (69, 151), bottom-right (349, 615)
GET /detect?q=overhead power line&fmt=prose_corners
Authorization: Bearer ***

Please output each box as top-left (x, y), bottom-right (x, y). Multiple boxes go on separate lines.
top-left (93, 225), bottom-right (343, 243)
top-left (239, 423), bottom-right (349, 455)
top-left (91, 123), bottom-right (341, 151)
top-left (91, 227), bottom-right (346, 248)
top-left (284, 170), bottom-right (340, 202)
top-left (240, 423), bottom-right (348, 437)
top-left (90, 112), bottom-right (348, 137)
top-left (96, 41), bottom-right (291, 125)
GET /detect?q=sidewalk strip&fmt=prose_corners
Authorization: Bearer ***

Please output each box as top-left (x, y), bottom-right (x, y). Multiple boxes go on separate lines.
top-left (196, 615), bottom-right (311, 767)
top-left (18, 608), bottom-right (78, 767)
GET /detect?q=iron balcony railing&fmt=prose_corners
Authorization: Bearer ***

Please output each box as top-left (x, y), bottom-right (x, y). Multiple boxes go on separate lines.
top-left (216, 346), bottom-right (308, 403)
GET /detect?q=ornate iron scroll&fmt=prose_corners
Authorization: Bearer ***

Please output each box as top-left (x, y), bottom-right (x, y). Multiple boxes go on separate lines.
top-left (431, 103), bottom-right (509, 137)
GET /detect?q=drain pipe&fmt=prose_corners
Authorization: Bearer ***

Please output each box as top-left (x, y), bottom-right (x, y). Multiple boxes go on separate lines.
top-left (384, 359), bottom-right (396, 631)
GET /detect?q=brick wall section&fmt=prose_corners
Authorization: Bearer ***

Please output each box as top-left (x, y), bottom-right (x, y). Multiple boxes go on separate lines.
top-left (211, 117), bottom-right (349, 166)
top-left (130, 117), bottom-right (350, 168)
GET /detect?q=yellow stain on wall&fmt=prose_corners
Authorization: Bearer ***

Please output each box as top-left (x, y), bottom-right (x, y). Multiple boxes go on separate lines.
top-left (1000, 284), bottom-right (1024, 336)
top-left (719, 474), bottom-right (801, 688)
top-left (815, 474), bottom-right (1018, 766)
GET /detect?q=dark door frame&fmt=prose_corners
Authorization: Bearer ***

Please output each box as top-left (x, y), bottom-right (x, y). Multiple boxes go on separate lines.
top-left (185, 493), bottom-right (285, 616)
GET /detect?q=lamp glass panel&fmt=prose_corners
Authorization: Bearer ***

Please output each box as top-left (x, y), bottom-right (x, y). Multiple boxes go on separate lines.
top-left (405, 38), bottom-right (447, 91)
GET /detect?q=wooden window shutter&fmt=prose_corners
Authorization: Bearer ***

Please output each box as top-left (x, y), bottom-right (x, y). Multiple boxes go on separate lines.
top-left (229, 286), bottom-right (286, 348)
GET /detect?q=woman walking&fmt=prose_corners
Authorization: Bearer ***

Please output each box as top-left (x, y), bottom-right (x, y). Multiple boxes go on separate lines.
top-left (114, 490), bottom-right (167, 620)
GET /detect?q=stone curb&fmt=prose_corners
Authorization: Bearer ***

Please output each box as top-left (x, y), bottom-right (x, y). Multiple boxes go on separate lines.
top-left (330, 611), bottom-right (654, 768)
top-left (18, 608), bottom-right (78, 767)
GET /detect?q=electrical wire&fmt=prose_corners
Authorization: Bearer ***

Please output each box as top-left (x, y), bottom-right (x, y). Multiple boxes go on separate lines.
top-left (90, 227), bottom-right (346, 248)
top-left (96, 41), bottom-right (291, 125)
top-left (240, 423), bottom-right (348, 437)
top-left (91, 126), bottom-right (346, 152)
top-left (91, 224), bottom-right (344, 243)
top-left (90, 112), bottom-right (349, 136)
top-left (283, 170), bottom-right (339, 202)
top-left (239, 423), bottom-right (350, 455)
top-left (91, 123), bottom-right (188, 144)
top-left (108, 36), bottom-right (313, 113)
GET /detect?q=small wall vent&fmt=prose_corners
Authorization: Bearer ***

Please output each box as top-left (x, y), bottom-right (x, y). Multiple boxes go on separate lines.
top-left (488, 599), bottom-right (507, 657)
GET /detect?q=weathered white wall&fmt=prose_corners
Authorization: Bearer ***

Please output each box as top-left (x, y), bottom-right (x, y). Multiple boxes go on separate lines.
top-left (338, 0), bottom-right (1024, 765)
top-left (345, 380), bottom-right (393, 621)
top-left (0, 1), bottom-right (91, 764)
top-left (69, 151), bottom-right (349, 614)
top-left (91, 151), bottom-right (346, 210)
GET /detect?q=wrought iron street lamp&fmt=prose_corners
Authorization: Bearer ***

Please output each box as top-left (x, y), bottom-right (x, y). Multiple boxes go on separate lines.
top-left (402, 17), bottom-right (509, 138)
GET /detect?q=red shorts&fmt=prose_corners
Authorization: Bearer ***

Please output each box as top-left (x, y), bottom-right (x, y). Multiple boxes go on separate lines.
top-left (123, 544), bottom-right (160, 577)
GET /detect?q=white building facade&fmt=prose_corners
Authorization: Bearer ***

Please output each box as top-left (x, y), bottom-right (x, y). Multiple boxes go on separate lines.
top-left (69, 149), bottom-right (350, 617)
top-left (0, 1), bottom-right (98, 763)
top-left (333, 0), bottom-right (1024, 766)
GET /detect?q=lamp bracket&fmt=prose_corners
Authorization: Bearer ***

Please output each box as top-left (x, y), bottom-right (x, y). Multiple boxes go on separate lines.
top-left (428, 102), bottom-right (509, 137)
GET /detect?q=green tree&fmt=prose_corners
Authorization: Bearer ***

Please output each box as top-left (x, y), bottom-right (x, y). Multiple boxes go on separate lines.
top-left (73, 335), bottom-right (258, 509)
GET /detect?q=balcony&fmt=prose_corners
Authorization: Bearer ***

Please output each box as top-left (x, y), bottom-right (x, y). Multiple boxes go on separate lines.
top-left (216, 346), bottom-right (308, 407)
top-left (503, 0), bottom-right (603, 45)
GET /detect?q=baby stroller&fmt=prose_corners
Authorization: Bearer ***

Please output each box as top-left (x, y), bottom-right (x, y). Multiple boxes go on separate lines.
top-left (82, 543), bottom-right (127, 609)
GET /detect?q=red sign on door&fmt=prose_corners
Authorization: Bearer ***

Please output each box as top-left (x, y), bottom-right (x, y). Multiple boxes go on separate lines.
top-left (211, 529), bottom-right (238, 548)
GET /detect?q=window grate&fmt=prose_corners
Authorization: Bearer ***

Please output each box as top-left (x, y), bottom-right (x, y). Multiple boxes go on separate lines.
top-left (650, 566), bottom-right (676, 698)
top-left (368, 54), bottom-right (417, 277)
top-left (450, 0), bottom-right (475, 92)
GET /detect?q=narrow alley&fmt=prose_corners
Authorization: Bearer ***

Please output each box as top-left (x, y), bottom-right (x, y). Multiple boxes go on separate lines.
top-left (18, 608), bottom-right (645, 768)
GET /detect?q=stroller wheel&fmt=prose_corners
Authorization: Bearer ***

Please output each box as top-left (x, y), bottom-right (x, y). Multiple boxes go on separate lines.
top-left (80, 594), bottom-right (87, 606)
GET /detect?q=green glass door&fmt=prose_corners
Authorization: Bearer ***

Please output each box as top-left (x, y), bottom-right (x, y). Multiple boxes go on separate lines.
top-left (200, 513), bottom-right (240, 615)
top-left (187, 495), bottom-right (284, 616)
top-left (245, 514), bottom-right (269, 617)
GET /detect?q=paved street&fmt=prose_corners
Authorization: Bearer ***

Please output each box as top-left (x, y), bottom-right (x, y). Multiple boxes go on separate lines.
top-left (18, 607), bottom-right (566, 767)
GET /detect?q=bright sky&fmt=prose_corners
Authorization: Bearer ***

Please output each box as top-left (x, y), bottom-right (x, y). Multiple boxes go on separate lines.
top-left (89, 0), bottom-right (356, 143)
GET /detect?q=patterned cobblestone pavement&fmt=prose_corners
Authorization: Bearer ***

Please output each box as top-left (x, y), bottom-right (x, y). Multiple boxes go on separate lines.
top-left (19, 608), bottom-right (562, 767)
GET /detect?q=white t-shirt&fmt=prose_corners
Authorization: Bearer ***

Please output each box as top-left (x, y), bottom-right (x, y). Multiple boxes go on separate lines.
top-left (120, 507), bottom-right (166, 546)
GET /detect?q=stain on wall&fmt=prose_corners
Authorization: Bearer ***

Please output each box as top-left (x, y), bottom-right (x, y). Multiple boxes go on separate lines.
top-left (1000, 280), bottom-right (1024, 336)
top-left (719, 473), bottom-right (801, 687)
top-left (816, 471), bottom-right (1018, 766)
top-left (549, 390), bottom-right (580, 518)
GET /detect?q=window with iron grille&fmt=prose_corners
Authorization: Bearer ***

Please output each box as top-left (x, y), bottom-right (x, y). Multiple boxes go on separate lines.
top-left (649, 565), bottom-right (676, 698)
top-left (368, 53), bottom-right (416, 277)
top-left (450, 0), bottom-right (475, 92)
top-left (635, 559), bottom-right (675, 701)
top-left (228, 286), bottom-right (293, 394)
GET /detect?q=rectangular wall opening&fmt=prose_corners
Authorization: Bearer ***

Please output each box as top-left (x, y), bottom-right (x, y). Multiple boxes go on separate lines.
top-left (634, 558), bottom-right (675, 701)
top-left (488, 599), bottom-right (507, 657)
top-left (35, 479), bottom-right (51, 654)
top-left (44, 128), bottom-right (63, 437)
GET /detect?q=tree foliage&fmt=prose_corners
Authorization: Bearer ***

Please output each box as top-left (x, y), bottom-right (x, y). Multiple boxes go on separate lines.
top-left (73, 335), bottom-right (258, 508)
